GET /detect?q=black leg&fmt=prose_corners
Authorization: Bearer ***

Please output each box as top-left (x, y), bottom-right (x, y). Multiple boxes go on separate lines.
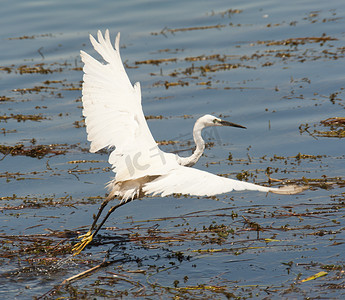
top-left (89, 196), bottom-right (112, 232)
top-left (91, 198), bottom-right (132, 239)
top-left (72, 197), bottom-right (132, 255)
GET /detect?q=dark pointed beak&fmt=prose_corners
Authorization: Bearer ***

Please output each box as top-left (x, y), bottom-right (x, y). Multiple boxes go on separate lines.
top-left (219, 120), bottom-right (246, 129)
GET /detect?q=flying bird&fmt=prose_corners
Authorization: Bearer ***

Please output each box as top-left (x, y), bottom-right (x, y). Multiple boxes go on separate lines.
top-left (72, 30), bottom-right (304, 255)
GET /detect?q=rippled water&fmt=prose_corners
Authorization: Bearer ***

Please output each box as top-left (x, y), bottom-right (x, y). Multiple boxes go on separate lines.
top-left (1, 0), bottom-right (345, 298)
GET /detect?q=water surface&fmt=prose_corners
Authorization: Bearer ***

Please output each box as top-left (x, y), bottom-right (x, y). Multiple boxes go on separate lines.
top-left (1, 0), bottom-right (345, 298)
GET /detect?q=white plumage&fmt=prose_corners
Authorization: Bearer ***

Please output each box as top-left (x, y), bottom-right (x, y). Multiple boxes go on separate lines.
top-left (81, 29), bottom-right (303, 201)
top-left (73, 30), bottom-right (305, 255)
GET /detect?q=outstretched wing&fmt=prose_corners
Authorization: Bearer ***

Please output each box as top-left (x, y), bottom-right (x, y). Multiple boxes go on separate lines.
top-left (143, 165), bottom-right (305, 197)
top-left (81, 30), bottom-right (164, 181)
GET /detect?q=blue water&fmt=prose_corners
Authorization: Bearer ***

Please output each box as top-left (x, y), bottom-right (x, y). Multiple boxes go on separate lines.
top-left (1, 0), bottom-right (345, 298)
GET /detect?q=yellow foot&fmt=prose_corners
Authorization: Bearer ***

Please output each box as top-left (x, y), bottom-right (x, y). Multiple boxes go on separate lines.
top-left (72, 231), bottom-right (94, 255)
top-left (77, 230), bottom-right (93, 240)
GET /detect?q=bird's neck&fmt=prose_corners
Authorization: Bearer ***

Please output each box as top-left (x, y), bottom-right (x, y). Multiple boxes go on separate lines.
top-left (177, 121), bottom-right (205, 167)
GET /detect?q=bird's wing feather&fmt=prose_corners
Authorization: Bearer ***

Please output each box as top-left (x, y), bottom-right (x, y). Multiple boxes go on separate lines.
top-left (143, 166), bottom-right (304, 197)
top-left (81, 30), bottom-right (305, 195)
top-left (81, 30), bottom-right (161, 180)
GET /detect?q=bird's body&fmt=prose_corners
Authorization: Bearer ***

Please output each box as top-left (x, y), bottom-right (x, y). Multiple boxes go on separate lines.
top-left (72, 30), bottom-right (305, 255)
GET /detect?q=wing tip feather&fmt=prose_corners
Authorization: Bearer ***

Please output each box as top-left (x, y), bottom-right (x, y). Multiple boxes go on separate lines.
top-left (89, 33), bottom-right (98, 48)
top-left (97, 30), bottom-right (103, 42)
top-left (115, 32), bottom-right (120, 51)
top-left (104, 29), bottom-right (110, 41)
top-left (270, 184), bottom-right (309, 195)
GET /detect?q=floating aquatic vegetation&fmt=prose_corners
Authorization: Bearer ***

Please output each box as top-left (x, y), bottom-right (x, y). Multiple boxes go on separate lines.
top-left (135, 58), bottom-right (177, 65)
top-left (300, 117), bottom-right (345, 138)
top-left (207, 8), bottom-right (243, 18)
top-left (18, 196), bottom-right (343, 299)
top-left (153, 80), bottom-right (189, 89)
top-left (320, 117), bottom-right (345, 127)
top-left (0, 142), bottom-right (93, 161)
top-left (0, 113), bottom-right (47, 122)
top-left (255, 35), bottom-right (337, 47)
top-left (152, 24), bottom-right (227, 36)
top-left (8, 33), bottom-right (54, 40)
top-left (0, 96), bottom-right (13, 102)
top-left (0, 143), bottom-right (66, 159)
top-left (0, 127), bottom-right (17, 134)
top-left (145, 115), bottom-right (165, 120)
top-left (0, 62), bottom-right (80, 75)
top-left (0, 194), bottom-right (104, 211)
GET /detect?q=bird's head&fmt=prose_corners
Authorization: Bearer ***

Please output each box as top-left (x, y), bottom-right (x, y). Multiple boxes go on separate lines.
top-left (198, 114), bottom-right (246, 129)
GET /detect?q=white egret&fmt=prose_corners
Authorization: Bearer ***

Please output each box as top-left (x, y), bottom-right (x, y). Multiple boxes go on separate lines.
top-left (72, 30), bottom-right (305, 255)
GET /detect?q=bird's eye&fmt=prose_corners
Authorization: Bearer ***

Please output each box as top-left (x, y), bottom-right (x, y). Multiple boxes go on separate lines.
top-left (213, 119), bottom-right (218, 124)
